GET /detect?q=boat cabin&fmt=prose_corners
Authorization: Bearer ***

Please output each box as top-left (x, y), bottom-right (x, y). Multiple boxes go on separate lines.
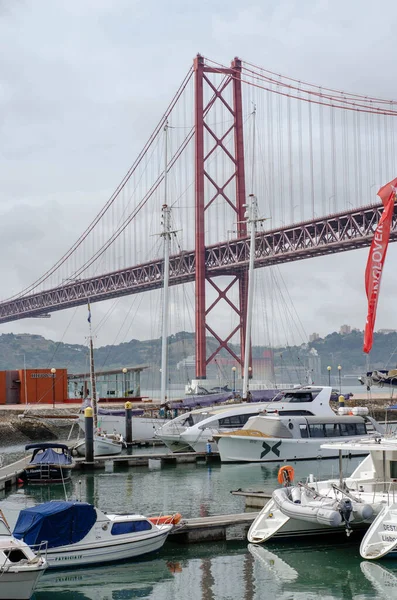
top-left (241, 415), bottom-right (368, 440)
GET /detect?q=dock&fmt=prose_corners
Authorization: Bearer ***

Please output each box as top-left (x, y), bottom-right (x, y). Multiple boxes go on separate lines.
top-left (169, 512), bottom-right (259, 543)
top-left (231, 488), bottom-right (272, 508)
top-left (73, 451), bottom-right (220, 469)
top-left (0, 458), bottom-right (25, 492)
top-left (0, 451), bottom-right (220, 492)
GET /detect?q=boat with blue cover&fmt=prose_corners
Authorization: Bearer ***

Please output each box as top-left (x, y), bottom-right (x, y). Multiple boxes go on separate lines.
top-left (22, 443), bottom-right (74, 484)
top-left (13, 501), bottom-right (173, 568)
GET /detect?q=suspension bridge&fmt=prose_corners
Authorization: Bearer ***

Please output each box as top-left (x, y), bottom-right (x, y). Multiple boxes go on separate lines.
top-left (2, 55), bottom-right (397, 379)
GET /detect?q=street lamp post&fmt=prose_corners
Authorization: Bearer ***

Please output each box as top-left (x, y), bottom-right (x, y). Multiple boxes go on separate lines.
top-left (327, 365), bottom-right (331, 387)
top-left (122, 368), bottom-right (127, 398)
top-left (338, 365), bottom-right (342, 394)
top-left (50, 368), bottom-right (56, 409)
top-left (232, 366), bottom-right (236, 393)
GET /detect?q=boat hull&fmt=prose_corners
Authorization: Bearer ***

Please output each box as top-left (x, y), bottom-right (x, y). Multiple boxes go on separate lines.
top-left (0, 565), bottom-right (46, 600)
top-left (217, 436), bottom-right (369, 463)
top-left (23, 465), bottom-right (72, 484)
top-left (79, 415), bottom-right (169, 441)
top-left (45, 529), bottom-right (171, 568)
top-left (74, 438), bottom-right (122, 457)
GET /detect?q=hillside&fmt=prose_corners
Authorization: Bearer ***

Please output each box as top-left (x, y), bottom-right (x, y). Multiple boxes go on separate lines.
top-left (0, 330), bottom-right (395, 382)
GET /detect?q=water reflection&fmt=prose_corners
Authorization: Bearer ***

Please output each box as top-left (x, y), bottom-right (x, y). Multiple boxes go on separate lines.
top-left (30, 540), bottom-right (397, 600)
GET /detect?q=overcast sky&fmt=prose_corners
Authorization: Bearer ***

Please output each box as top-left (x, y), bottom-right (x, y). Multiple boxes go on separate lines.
top-left (1, 0), bottom-right (397, 352)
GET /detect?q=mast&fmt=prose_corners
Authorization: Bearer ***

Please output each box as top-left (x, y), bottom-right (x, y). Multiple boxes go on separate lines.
top-left (242, 106), bottom-right (258, 401)
top-left (242, 195), bottom-right (258, 400)
top-left (160, 122), bottom-right (171, 405)
top-left (87, 301), bottom-right (97, 427)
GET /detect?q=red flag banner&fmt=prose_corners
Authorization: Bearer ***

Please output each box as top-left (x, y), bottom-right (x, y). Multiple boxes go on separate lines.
top-left (363, 177), bottom-right (397, 353)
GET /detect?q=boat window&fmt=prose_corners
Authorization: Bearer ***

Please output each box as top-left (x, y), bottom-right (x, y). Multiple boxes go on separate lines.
top-left (3, 548), bottom-right (28, 562)
top-left (390, 461), bottom-right (397, 479)
top-left (299, 424), bottom-right (309, 438)
top-left (308, 424), bottom-right (325, 438)
top-left (111, 520), bottom-right (152, 535)
top-left (218, 415), bottom-right (252, 428)
top-left (283, 393), bottom-right (314, 403)
top-left (0, 520), bottom-right (11, 536)
top-left (190, 413), bottom-right (211, 425)
top-left (324, 423), bottom-right (340, 437)
top-left (340, 423), bottom-right (361, 436)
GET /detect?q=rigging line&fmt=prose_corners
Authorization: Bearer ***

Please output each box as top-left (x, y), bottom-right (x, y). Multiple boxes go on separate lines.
top-left (7, 67), bottom-right (194, 302)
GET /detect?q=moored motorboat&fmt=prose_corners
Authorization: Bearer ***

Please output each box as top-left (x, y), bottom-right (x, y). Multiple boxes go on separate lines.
top-left (0, 511), bottom-right (47, 599)
top-left (73, 431), bottom-right (124, 457)
top-left (215, 406), bottom-right (384, 463)
top-left (156, 386), bottom-right (342, 454)
top-left (21, 443), bottom-right (74, 484)
top-left (13, 500), bottom-right (173, 568)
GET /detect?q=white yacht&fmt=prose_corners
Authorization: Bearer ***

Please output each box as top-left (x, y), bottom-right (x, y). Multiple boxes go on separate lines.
top-left (13, 500), bottom-right (173, 568)
top-left (247, 435), bottom-right (397, 546)
top-left (156, 386), bottom-right (335, 452)
top-left (215, 410), bottom-right (383, 463)
top-left (155, 386), bottom-right (369, 454)
top-left (0, 512), bottom-right (47, 599)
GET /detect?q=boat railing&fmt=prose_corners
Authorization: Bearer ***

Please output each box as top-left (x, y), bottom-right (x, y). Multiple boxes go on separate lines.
top-left (29, 540), bottom-right (48, 560)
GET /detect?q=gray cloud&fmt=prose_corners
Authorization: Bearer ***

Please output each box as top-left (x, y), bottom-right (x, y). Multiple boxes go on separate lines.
top-left (1, 0), bottom-right (396, 350)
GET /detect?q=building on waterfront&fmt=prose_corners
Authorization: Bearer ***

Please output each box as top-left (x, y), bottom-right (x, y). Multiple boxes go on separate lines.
top-left (0, 366), bottom-right (147, 405)
top-left (309, 332), bottom-right (320, 342)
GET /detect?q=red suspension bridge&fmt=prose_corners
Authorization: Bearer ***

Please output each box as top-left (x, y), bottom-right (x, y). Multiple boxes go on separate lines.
top-left (2, 55), bottom-right (397, 380)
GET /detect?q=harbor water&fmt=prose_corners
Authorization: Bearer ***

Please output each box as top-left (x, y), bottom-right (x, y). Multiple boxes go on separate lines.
top-left (1, 448), bottom-right (397, 599)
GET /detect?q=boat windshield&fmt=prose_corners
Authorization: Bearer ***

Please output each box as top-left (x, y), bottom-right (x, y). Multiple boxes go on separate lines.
top-left (0, 519), bottom-right (11, 536)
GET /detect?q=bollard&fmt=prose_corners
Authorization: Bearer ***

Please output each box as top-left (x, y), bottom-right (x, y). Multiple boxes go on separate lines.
top-left (84, 406), bottom-right (94, 463)
top-left (338, 394), bottom-right (345, 409)
top-left (125, 401), bottom-right (133, 446)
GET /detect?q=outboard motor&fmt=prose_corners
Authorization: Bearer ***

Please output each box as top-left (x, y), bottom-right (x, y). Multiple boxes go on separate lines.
top-left (338, 498), bottom-right (353, 536)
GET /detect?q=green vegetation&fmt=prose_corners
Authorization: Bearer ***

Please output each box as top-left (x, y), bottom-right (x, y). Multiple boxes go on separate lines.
top-left (0, 329), bottom-right (395, 378)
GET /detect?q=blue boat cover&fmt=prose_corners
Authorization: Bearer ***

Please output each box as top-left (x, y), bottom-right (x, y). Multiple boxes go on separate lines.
top-left (29, 447), bottom-right (73, 466)
top-left (13, 501), bottom-right (97, 549)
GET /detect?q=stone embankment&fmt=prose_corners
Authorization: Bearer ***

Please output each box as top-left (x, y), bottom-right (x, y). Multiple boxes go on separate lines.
top-left (0, 407), bottom-right (79, 447)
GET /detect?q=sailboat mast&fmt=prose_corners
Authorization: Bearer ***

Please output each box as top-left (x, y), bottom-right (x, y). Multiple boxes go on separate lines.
top-left (242, 194), bottom-right (258, 400)
top-left (242, 106), bottom-right (258, 401)
top-left (87, 304), bottom-right (97, 427)
top-left (160, 122), bottom-right (171, 405)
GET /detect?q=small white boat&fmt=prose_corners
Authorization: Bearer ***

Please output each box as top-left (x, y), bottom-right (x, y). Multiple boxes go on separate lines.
top-left (73, 431), bottom-right (124, 457)
top-left (0, 511), bottom-right (47, 599)
top-left (360, 502), bottom-right (397, 560)
top-left (13, 500), bottom-right (173, 569)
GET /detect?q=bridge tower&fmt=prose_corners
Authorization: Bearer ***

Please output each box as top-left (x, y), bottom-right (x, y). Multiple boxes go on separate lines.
top-left (194, 55), bottom-right (249, 381)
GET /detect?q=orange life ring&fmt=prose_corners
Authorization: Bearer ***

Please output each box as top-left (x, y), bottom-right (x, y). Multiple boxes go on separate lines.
top-left (277, 465), bottom-right (295, 485)
top-left (149, 513), bottom-right (182, 526)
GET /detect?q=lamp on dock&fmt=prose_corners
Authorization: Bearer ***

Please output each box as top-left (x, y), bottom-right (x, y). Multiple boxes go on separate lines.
top-left (50, 368), bottom-right (56, 408)
top-left (232, 366), bottom-right (236, 393)
top-left (338, 365), bottom-right (342, 394)
top-left (122, 367), bottom-right (127, 398)
top-left (327, 365), bottom-right (331, 387)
